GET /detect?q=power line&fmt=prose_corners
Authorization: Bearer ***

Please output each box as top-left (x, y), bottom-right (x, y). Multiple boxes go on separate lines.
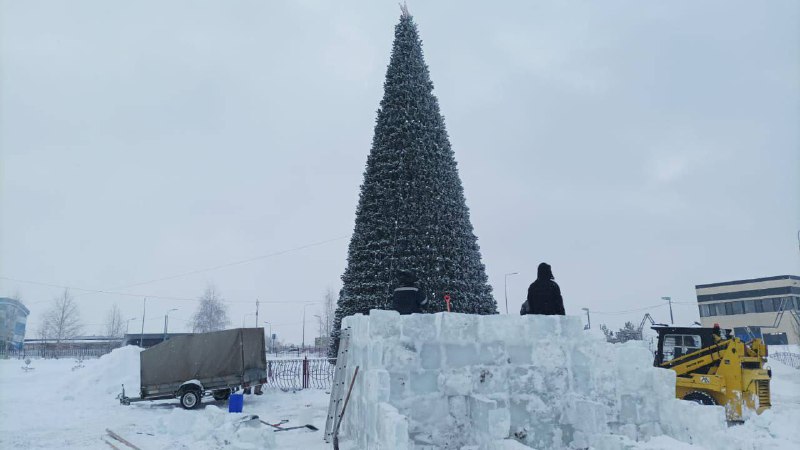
top-left (591, 303), bottom-right (669, 315)
top-left (0, 277), bottom-right (197, 301)
top-left (0, 276), bottom-right (321, 305)
top-left (2, 234), bottom-right (347, 302)
top-left (590, 299), bottom-right (701, 316)
top-left (74, 234), bottom-right (349, 297)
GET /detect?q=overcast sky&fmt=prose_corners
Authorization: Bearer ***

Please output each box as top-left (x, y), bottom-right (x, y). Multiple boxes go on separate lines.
top-left (1, 0), bottom-right (798, 343)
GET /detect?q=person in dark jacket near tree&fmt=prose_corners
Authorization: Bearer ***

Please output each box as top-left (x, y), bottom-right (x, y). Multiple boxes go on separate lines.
top-left (520, 263), bottom-right (565, 316)
top-left (392, 270), bottom-right (428, 314)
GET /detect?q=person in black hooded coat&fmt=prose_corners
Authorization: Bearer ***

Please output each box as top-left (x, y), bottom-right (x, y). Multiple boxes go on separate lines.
top-left (520, 263), bottom-right (565, 316)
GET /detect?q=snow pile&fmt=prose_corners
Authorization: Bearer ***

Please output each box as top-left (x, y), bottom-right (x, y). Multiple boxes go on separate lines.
top-left (155, 405), bottom-right (276, 449)
top-left (60, 345), bottom-right (142, 399)
top-left (768, 345), bottom-right (800, 354)
top-left (2, 339), bottom-right (798, 449)
top-left (337, 311), bottom-right (727, 449)
top-left (48, 345), bottom-right (277, 449)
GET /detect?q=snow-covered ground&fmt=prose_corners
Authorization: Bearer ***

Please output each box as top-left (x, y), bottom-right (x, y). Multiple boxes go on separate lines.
top-left (769, 344), bottom-right (800, 354)
top-left (0, 347), bottom-right (330, 449)
top-left (0, 345), bottom-right (798, 449)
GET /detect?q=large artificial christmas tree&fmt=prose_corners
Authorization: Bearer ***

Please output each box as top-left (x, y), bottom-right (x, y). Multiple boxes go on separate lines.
top-left (330, 9), bottom-right (496, 357)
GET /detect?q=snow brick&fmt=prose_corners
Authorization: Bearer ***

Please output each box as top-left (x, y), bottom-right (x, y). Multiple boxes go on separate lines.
top-left (335, 311), bottom-right (726, 449)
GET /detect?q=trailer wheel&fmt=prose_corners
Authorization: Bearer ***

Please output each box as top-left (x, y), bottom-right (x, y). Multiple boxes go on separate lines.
top-left (683, 391), bottom-right (717, 406)
top-left (180, 389), bottom-right (201, 409)
top-left (212, 389), bottom-right (231, 401)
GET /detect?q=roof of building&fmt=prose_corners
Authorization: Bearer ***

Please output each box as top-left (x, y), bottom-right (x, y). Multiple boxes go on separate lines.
top-left (0, 297), bottom-right (30, 315)
top-left (122, 333), bottom-right (192, 340)
top-left (695, 275), bottom-right (800, 290)
top-left (25, 337), bottom-right (120, 344)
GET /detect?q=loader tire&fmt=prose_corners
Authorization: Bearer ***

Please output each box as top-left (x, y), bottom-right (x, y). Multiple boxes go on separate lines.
top-left (683, 391), bottom-right (717, 406)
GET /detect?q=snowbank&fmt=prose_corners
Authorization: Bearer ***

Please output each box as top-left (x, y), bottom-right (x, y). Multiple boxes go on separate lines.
top-left (16, 345), bottom-right (277, 449)
top-left (769, 345), bottom-right (800, 354)
top-left (1, 337), bottom-right (798, 449)
top-left (62, 345), bottom-right (142, 398)
top-left (336, 311), bottom-right (727, 449)
top-left (153, 405), bottom-right (276, 449)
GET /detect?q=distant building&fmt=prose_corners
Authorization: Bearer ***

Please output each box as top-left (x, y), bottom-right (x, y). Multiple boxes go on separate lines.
top-left (315, 336), bottom-right (331, 348)
top-left (122, 333), bottom-right (192, 348)
top-left (0, 297), bottom-right (30, 351)
top-left (24, 335), bottom-right (121, 354)
top-left (695, 275), bottom-right (800, 346)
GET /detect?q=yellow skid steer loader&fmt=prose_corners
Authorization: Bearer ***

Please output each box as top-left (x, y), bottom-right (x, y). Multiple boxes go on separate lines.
top-left (652, 326), bottom-right (771, 421)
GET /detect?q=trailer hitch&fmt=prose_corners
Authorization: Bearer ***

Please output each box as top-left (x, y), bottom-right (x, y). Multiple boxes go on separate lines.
top-left (117, 384), bottom-right (131, 405)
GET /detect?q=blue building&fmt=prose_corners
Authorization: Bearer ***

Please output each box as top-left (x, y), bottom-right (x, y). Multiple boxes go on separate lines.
top-left (0, 297), bottom-right (30, 351)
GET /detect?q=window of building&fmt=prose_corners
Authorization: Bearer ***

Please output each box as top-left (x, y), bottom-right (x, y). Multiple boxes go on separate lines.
top-left (763, 333), bottom-right (789, 346)
top-left (744, 299), bottom-right (757, 314)
top-left (663, 334), bottom-right (701, 362)
top-left (732, 301), bottom-right (744, 315)
top-left (705, 304), bottom-right (716, 316)
top-left (724, 302), bottom-right (733, 315)
top-left (755, 299), bottom-right (764, 313)
top-left (698, 305), bottom-right (707, 317)
top-left (773, 298), bottom-right (784, 311)
top-left (761, 299), bottom-right (774, 313)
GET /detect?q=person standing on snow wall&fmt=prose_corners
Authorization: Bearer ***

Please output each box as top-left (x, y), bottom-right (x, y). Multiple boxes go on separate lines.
top-left (392, 270), bottom-right (429, 314)
top-left (520, 262), bottom-right (565, 316)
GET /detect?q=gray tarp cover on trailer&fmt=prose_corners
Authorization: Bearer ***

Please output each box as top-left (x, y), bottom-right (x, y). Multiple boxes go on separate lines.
top-left (140, 328), bottom-right (266, 388)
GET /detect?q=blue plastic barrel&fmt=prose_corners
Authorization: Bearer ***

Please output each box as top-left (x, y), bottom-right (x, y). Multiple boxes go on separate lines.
top-left (228, 393), bottom-right (244, 413)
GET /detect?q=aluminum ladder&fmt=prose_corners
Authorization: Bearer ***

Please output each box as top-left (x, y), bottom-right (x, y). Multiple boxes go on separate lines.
top-left (324, 327), bottom-right (352, 443)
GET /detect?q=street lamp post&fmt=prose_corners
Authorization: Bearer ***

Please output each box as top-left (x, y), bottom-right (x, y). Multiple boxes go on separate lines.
top-left (302, 303), bottom-right (314, 355)
top-left (125, 318), bottom-right (137, 335)
top-left (140, 298), bottom-right (147, 347)
top-left (314, 314), bottom-right (326, 354)
top-left (314, 314), bottom-right (322, 339)
top-left (662, 297), bottom-right (674, 324)
top-left (581, 308), bottom-right (591, 330)
top-left (263, 321), bottom-right (272, 353)
top-left (163, 308), bottom-right (178, 342)
top-left (504, 272), bottom-right (519, 314)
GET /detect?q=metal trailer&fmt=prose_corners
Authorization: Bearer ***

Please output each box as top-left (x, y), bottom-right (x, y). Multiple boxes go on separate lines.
top-left (119, 328), bottom-right (267, 409)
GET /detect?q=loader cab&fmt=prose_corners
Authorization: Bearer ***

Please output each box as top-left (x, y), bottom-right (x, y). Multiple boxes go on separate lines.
top-left (652, 326), bottom-right (730, 368)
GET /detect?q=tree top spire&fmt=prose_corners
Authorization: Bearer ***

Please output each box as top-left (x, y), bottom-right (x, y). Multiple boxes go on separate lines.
top-left (399, 1), bottom-right (410, 19)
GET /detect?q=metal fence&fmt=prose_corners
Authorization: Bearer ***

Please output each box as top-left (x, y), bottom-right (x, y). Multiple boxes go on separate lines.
top-left (2, 346), bottom-right (338, 389)
top-left (770, 352), bottom-right (800, 370)
top-left (264, 357), bottom-right (336, 390)
top-left (0, 345), bottom-right (119, 360)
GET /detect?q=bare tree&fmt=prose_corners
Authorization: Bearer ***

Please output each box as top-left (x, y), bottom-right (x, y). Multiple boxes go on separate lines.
top-left (38, 289), bottom-right (82, 344)
top-left (317, 288), bottom-right (336, 337)
top-left (105, 304), bottom-right (124, 337)
top-left (191, 285), bottom-right (230, 333)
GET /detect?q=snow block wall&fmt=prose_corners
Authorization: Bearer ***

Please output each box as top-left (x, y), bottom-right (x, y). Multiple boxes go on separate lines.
top-left (337, 310), bottom-right (727, 449)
